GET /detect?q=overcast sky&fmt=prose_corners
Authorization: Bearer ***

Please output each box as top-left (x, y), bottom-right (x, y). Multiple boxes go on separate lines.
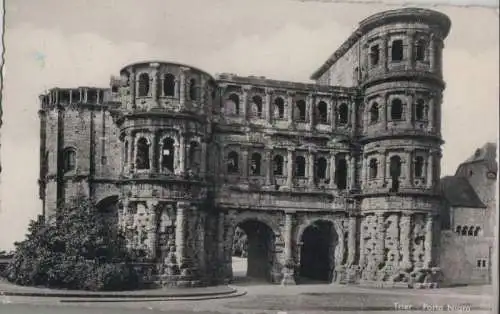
top-left (0, 0), bottom-right (498, 250)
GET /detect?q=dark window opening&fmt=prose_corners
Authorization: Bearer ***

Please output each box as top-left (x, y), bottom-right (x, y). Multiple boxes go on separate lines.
top-left (226, 94), bottom-right (240, 115)
top-left (71, 90), bottom-right (80, 103)
top-left (274, 97), bottom-right (285, 119)
top-left (87, 89), bottom-right (98, 103)
top-left (111, 85), bottom-right (119, 93)
top-left (416, 99), bottom-right (426, 121)
top-left (273, 155), bottom-right (284, 176)
top-left (391, 40), bottom-right (404, 62)
top-left (370, 45), bottom-right (380, 66)
top-left (161, 138), bottom-right (175, 172)
top-left (468, 227), bottom-right (474, 236)
top-left (189, 78), bottom-right (197, 101)
top-left (416, 40), bottom-right (427, 61)
top-left (136, 138), bottom-right (150, 170)
top-left (369, 158), bottom-right (378, 179)
top-left (337, 103), bottom-right (349, 125)
top-left (227, 151), bottom-right (239, 174)
top-left (461, 226), bottom-right (468, 236)
top-left (295, 156), bottom-right (306, 177)
top-left (188, 141), bottom-right (200, 171)
top-left (389, 155), bottom-right (401, 192)
top-left (316, 157), bottom-right (327, 180)
top-left (163, 74), bottom-right (176, 96)
top-left (474, 227), bottom-right (481, 236)
top-left (295, 100), bottom-right (306, 122)
top-left (250, 153), bottom-right (262, 175)
top-left (477, 260), bottom-right (482, 268)
top-left (138, 73), bottom-right (150, 97)
top-left (60, 90), bottom-right (70, 104)
top-left (414, 156), bottom-right (424, 178)
top-left (482, 260), bottom-right (487, 268)
top-left (455, 226), bottom-right (461, 234)
top-left (370, 102), bottom-right (379, 123)
top-left (63, 148), bottom-right (76, 172)
top-left (335, 158), bottom-right (347, 190)
top-left (317, 101), bottom-right (328, 124)
top-left (391, 99), bottom-right (403, 120)
top-left (251, 95), bottom-right (263, 118)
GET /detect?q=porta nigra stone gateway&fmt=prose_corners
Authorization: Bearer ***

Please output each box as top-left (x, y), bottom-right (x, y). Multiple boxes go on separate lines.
top-left (38, 8), bottom-right (451, 288)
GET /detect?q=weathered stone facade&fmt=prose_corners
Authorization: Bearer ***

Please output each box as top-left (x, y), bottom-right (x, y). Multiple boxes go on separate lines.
top-left (38, 8), bottom-right (452, 288)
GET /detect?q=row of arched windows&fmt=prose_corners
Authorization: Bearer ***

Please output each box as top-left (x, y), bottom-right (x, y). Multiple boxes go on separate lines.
top-left (369, 37), bottom-right (428, 67)
top-left (455, 225), bottom-right (481, 237)
top-left (136, 73), bottom-right (198, 100)
top-left (367, 155), bottom-right (426, 179)
top-left (368, 98), bottom-right (428, 124)
top-left (224, 93), bottom-right (349, 125)
top-left (226, 151), bottom-right (348, 189)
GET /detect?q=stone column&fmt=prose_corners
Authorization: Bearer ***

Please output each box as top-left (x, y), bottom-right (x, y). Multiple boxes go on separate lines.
top-left (403, 152), bottom-right (411, 187)
top-left (127, 133), bottom-right (134, 172)
top-left (308, 94), bottom-right (315, 131)
top-left (358, 217), bottom-right (366, 268)
top-left (407, 31), bottom-right (416, 70)
top-left (380, 151), bottom-right (387, 185)
top-left (286, 148), bottom-right (294, 189)
top-left (329, 153), bottom-right (337, 189)
top-left (200, 142), bottom-right (207, 177)
top-left (400, 213), bottom-right (412, 270)
top-left (381, 35), bottom-right (389, 72)
top-left (281, 211), bottom-right (296, 285)
top-left (146, 200), bottom-right (158, 259)
top-left (406, 150), bottom-right (413, 187)
top-left (265, 149), bottom-right (273, 186)
top-left (426, 151), bottom-right (434, 188)
top-left (160, 74), bottom-right (165, 97)
top-left (424, 214), bottom-right (433, 268)
top-left (266, 88), bottom-right (273, 124)
top-left (242, 85), bottom-right (250, 120)
top-left (179, 67), bottom-right (188, 108)
top-left (175, 201), bottom-right (188, 267)
top-left (375, 213), bottom-right (385, 264)
top-left (406, 93), bottom-right (414, 127)
top-left (347, 215), bottom-right (357, 265)
top-left (348, 155), bottom-right (356, 190)
top-left (178, 135), bottom-right (185, 175)
top-left (217, 212), bottom-right (225, 279)
top-left (150, 132), bottom-right (157, 173)
top-left (241, 147), bottom-right (249, 179)
top-left (361, 155), bottom-right (367, 189)
top-left (287, 91), bottom-right (295, 128)
top-left (331, 98), bottom-right (337, 130)
top-left (382, 93), bottom-right (388, 130)
top-left (350, 100), bottom-right (356, 131)
top-left (427, 96), bottom-right (435, 132)
top-left (308, 149), bottom-right (315, 187)
top-left (129, 69), bottom-right (136, 108)
top-left (429, 34), bottom-right (436, 73)
top-left (151, 67), bottom-right (158, 102)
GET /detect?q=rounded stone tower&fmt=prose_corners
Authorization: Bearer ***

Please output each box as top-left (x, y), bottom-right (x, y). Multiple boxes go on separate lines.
top-left (111, 61), bottom-right (217, 286)
top-left (356, 8), bottom-right (451, 287)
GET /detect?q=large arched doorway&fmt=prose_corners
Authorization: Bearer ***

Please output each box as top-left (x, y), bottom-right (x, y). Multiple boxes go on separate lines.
top-left (232, 219), bottom-right (275, 283)
top-left (299, 220), bottom-right (337, 283)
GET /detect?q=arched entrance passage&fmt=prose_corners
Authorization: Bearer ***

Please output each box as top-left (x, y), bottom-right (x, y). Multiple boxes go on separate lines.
top-left (298, 220), bottom-right (337, 283)
top-left (95, 195), bottom-right (119, 229)
top-left (232, 219), bottom-right (275, 282)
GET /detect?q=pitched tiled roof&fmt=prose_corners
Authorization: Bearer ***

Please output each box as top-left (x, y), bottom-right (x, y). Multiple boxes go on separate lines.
top-left (439, 176), bottom-right (486, 208)
top-left (459, 142), bottom-right (498, 175)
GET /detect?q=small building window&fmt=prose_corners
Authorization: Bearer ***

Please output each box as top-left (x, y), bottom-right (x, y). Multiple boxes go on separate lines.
top-left (369, 158), bottom-right (378, 179)
top-left (188, 141), bottom-right (200, 171)
top-left (295, 100), bottom-right (306, 122)
top-left (274, 97), bottom-right (285, 119)
top-left (391, 39), bottom-right (404, 62)
top-left (138, 73), bottom-right (150, 97)
top-left (251, 95), bottom-right (263, 118)
top-left (477, 260), bottom-right (482, 268)
top-left (225, 94), bottom-right (240, 116)
top-left (389, 155), bottom-right (402, 192)
top-left (335, 157), bottom-right (348, 190)
top-left (370, 45), bottom-right (380, 66)
top-left (161, 138), bottom-right (175, 172)
top-left (316, 157), bottom-right (327, 179)
top-left (63, 148), bottom-right (76, 172)
top-left (295, 156), bottom-right (306, 177)
top-left (414, 156), bottom-right (424, 178)
top-left (337, 103), bottom-right (349, 125)
top-left (227, 151), bottom-right (239, 174)
top-left (136, 138), bottom-right (150, 170)
top-left (461, 226), bottom-right (468, 236)
top-left (468, 226), bottom-right (474, 236)
top-left (416, 99), bottom-right (426, 121)
top-left (474, 226), bottom-right (481, 236)
top-left (455, 225), bottom-right (462, 234)
top-left (416, 40), bottom-right (427, 61)
top-left (317, 101), bottom-right (328, 124)
top-left (163, 74), bottom-right (176, 97)
top-left (370, 102), bottom-right (379, 123)
top-left (482, 260), bottom-right (487, 268)
top-left (273, 155), bottom-right (284, 176)
top-left (189, 78), bottom-right (197, 101)
top-left (391, 99), bottom-right (403, 120)
top-left (250, 153), bottom-right (262, 176)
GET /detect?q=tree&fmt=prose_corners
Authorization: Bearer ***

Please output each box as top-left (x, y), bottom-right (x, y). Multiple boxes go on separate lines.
top-left (6, 197), bottom-right (145, 291)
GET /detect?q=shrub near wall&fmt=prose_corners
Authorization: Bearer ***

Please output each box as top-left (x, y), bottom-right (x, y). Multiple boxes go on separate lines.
top-left (6, 198), bottom-right (144, 291)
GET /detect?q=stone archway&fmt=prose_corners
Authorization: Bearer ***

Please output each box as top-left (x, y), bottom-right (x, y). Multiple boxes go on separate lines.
top-left (298, 220), bottom-right (338, 283)
top-left (232, 219), bottom-right (276, 282)
top-left (95, 195), bottom-right (120, 229)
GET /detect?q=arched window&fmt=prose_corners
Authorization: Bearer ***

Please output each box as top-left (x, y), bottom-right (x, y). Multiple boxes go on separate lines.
top-left (63, 148), bottom-right (76, 172)
top-left (295, 100), bottom-right (306, 122)
top-left (370, 102), bottom-right (379, 123)
top-left (414, 156), bottom-right (424, 178)
top-left (136, 138), bottom-right (150, 170)
top-left (468, 226), bottom-right (474, 236)
top-left (188, 141), bottom-right (200, 171)
top-left (161, 138), bottom-right (175, 172)
top-left (227, 151), bottom-right (239, 173)
top-left (415, 99), bottom-right (426, 121)
top-left (138, 73), bottom-right (150, 97)
top-left (274, 97), bottom-right (285, 119)
top-left (416, 40), bottom-right (427, 61)
top-left (225, 94), bottom-right (240, 116)
top-left (273, 155), bottom-right (284, 176)
top-left (124, 141), bottom-right (129, 164)
top-left (163, 73), bottom-right (175, 96)
top-left (189, 78), bottom-right (197, 101)
top-left (251, 95), bottom-right (263, 118)
top-left (389, 155), bottom-right (402, 192)
top-left (369, 158), bottom-right (378, 179)
top-left (337, 103), bottom-right (349, 125)
top-left (316, 157), bottom-right (327, 179)
top-left (473, 226), bottom-right (481, 236)
top-left (370, 44), bottom-right (380, 66)
top-left (461, 226), bottom-right (468, 236)
top-left (391, 39), bottom-right (404, 62)
top-left (317, 101), bottom-right (328, 124)
top-left (455, 225), bottom-right (462, 234)
top-left (295, 156), bottom-right (306, 177)
top-left (391, 99), bottom-right (403, 120)
top-left (335, 157), bottom-right (348, 190)
top-left (250, 153), bottom-right (262, 175)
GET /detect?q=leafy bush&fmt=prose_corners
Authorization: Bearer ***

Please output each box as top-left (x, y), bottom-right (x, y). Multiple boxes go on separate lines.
top-left (6, 197), bottom-right (144, 291)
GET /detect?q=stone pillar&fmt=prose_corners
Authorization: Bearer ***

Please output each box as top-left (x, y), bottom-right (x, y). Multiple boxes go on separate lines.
top-left (331, 98), bottom-right (337, 130)
top-left (266, 88), bottom-right (273, 124)
top-left (200, 141), bottom-right (207, 177)
top-left (348, 154), bottom-right (356, 190)
top-left (347, 215), bottom-right (357, 265)
top-left (151, 67), bottom-right (158, 102)
top-left (403, 152), bottom-right (411, 187)
top-left (408, 31), bottom-right (415, 70)
top-left (287, 91), bottom-right (295, 128)
top-left (427, 96), bottom-right (435, 132)
top-left (242, 85), bottom-right (250, 120)
top-left (160, 74), bottom-right (165, 97)
top-left (361, 156), bottom-right (367, 189)
top-left (175, 201), bottom-right (188, 267)
top-left (400, 213), bottom-right (412, 270)
top-left (129, 69), bottom-right (136, 108)
top-left (146, 200), bottom-right (158, 259)
top-left (127, 133), bottom-right (134, 171)
top-left (406, 150), bottom-right (413, 187)
top-left (375, 213), bottom-right (385, 264)
top-left (217, 212), bottom-right (225, 279)
top-left (241, 147), bottom-right (249, 179)
top-left (286, 148), bottom-right (294, 189)
top-left (308, 149), bottom-right (315, 187)
top-left (424, 214), bottom-right (433, 268)
top-left (265, 149), bottom-right (273, 186)
top-left (350, 100), bottom-right (356, 130)
top-left (281, 212), bottom-right (296, 285)
top-left (358, 217), bottom-right (366, 268)
top-left (329, 153), bottom-right (337, 189)
top-left (380, 151), bottom-right (387, 185)
top-left (381, 35), bottom-right (389, 72)
top-left (406, 93), bottom-right (414, 127)
top-left (179, 67), bottom-right (187, 108)
top-left (383, 93), bottom-right (388, 130)
top-left (426, 151), bottom-right (434, 188)
top-left (308, 94), bottom-right (315, 130)
top-left (150, 132), bottom-right (157, 173)
top-left (178, 135), bottom-right (185, 175)
top-left (429, 35), bottom-right (436, 73)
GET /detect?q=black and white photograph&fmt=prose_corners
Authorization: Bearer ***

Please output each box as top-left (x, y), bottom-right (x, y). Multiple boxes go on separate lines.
top-left (0, 0), bottom-right (498, 313)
